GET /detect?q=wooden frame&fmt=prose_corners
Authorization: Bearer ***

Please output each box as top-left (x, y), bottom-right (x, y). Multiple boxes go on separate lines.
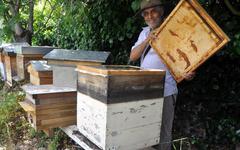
top-left (150, 0), bottom-right (230, 82)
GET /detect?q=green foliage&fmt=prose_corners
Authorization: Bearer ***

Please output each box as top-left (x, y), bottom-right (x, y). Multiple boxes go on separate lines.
top-left (0, 89), bottom-right (27, 145)
top-left (49, 0), bottom-right (144, 64)
top-left (174, 55), bottom-right (240, 149)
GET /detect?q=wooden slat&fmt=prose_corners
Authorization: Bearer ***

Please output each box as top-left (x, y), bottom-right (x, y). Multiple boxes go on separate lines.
top-left (19, 100), bottom-right (35, 112)
top-left (4, 55), bottom-right (17, 86)
top-left (76, 65), bottom-right (166, 76)
top-left (47, 60), bottom-right (101, 67)
top-left (30, 75), bottom-right (52, 85)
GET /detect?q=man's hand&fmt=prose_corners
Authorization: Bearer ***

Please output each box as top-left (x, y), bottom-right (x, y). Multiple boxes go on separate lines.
top-left (147, 31), bottom-right (158, 42)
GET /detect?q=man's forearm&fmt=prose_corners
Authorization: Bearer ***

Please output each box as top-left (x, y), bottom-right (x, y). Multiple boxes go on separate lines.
top-left (130, 39), bottom-right (149, 61)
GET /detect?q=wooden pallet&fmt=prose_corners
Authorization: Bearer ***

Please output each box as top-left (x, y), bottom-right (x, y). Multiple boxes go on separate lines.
top-left (150, 0), bottom-right (230, 82)
top-left (61, 125), bottom-right (157, 150)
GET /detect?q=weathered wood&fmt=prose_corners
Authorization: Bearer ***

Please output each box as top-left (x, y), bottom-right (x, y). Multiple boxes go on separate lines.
top-left (62, 125), bottom-right (102, 150)
top-left (76, 65), bottom-right (165, 149)
top-left (22, 84), bottom-right (76, 95)
top-left (47, 60), bottom-right (102, 67)
top-left (1, 43), bottom-right (29, 86)
top-left (76, 65), bottom-right (165, 76)
top-left (20, 85), bottom-right (77, 131)
top-left (150, 0), bottom-right (230, 82)
top-left (77, 92), bottom-right (163, 150)
top-left (62, 125), bottom-right (158, 150)
top-left (43, 49), bottom-right (110, 90)
top-left (29, 75), bottom-right (52, 85)
top-left (16, 54), bottom-right (44, 80)
top-left (77, 65), bottom-right (165, 104)
top-left (27, 61), bottom-right (53, 85)
top-left (43, 49), bottom-right (110, 64)
top-left (15, 46), bottom-right (55, 55)
top-left (4, 55), bottom-right (17, 86)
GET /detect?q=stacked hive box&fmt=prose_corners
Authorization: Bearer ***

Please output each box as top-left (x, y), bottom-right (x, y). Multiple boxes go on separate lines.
top-left (20, 49), bottom-right (110, 134)
top-left (43, 49), bottom-right (110, 89)
top-left (15, 46), bottom-right (55, 81)
top-left (27, 61), bottom-right (53, 85)
top-left (76, 65), bottom-right (165, 150)
top-left (19, 85), bottom-right (77, 132)
top-left (2, 43), bottom-right (30, 86)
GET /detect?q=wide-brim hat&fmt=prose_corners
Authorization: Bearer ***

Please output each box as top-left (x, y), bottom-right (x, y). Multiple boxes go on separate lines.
top-left (135, 0), bottom-right (169, 17)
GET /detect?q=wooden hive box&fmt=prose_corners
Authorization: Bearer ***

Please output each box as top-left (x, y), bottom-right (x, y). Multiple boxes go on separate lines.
top-left (19, 50), bottom-right (110, 134)
top-left (2, 43), bottom-right (30, 86)
top-left (27, 60), bottom-right (53, 85)
top-left (19, 85), bottom-right (77, 132)
top-left (43, 49), bottom-right (110, 89)
top-left (76, 65), bottom-right (165, 150)
top-left (15, 46), bottom-right (55, 81)
top-left (150, 0), bottom-right (230, 82)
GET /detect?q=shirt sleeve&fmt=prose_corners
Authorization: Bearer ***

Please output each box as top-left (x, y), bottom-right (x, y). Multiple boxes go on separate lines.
top-left (131, 29), bottom-right (147, 50)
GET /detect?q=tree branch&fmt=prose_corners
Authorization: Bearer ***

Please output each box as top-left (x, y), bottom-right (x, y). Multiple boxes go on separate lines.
top-left (224, 0), bottom-right (240, 16)
top-left (28, 0), bottom-right (34, 33)
top-left (34, 1), bottom-right (59, 35)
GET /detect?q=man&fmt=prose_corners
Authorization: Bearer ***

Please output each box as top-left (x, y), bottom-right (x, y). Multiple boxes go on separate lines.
top-left (130, 0), bottom-right (194, 149)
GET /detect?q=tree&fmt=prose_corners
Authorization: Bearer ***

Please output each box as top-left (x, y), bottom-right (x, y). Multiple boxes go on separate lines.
top-left (0, 0), bottom-right (62, 45)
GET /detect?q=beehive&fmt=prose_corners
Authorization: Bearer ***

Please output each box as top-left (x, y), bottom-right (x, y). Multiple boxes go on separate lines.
top-left (76, 65), bottom-right (165, 150)
top-left (43, 49), bottom-right (110, 89)
top-left (150, 0), bottom-right (230, 82)
top-left (20, 50), bottom-right (110, 134)
top-left (27, 61), bottom-right (53, 85)
top-left (2, 43), bottom-right (30, 86)
top-left (16, 46), bottom-right (55, 80)
top-left (19, 85), bottom-right (77, 131)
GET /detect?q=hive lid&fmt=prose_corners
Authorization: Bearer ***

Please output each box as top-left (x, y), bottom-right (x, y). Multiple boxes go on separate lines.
top-left (15, 46), bottom-right (56, 55)
top-left (43, 49), bottom-right (110, 63)
top-left (29, 60), bottom-right (52, 72)
top-left (76, 65), bottom-right (165, 76)
top-left (150, 0), bottom-right (230, 82)
top-left (22, 84), bottom-right (76, 95)
top-left (1, 43), bottom-right (30, 54)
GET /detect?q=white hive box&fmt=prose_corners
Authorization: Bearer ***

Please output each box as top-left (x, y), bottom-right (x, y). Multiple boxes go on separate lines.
top-left (76, 65), bottom-right (165, 150)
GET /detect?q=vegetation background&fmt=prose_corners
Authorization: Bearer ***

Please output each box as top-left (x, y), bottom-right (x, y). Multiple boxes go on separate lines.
top-left (0, 0), bottom-right (240, 149)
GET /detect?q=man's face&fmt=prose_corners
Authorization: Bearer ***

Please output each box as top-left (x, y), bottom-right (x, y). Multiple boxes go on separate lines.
top-left (141, 6), bottom-right (164, 29)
